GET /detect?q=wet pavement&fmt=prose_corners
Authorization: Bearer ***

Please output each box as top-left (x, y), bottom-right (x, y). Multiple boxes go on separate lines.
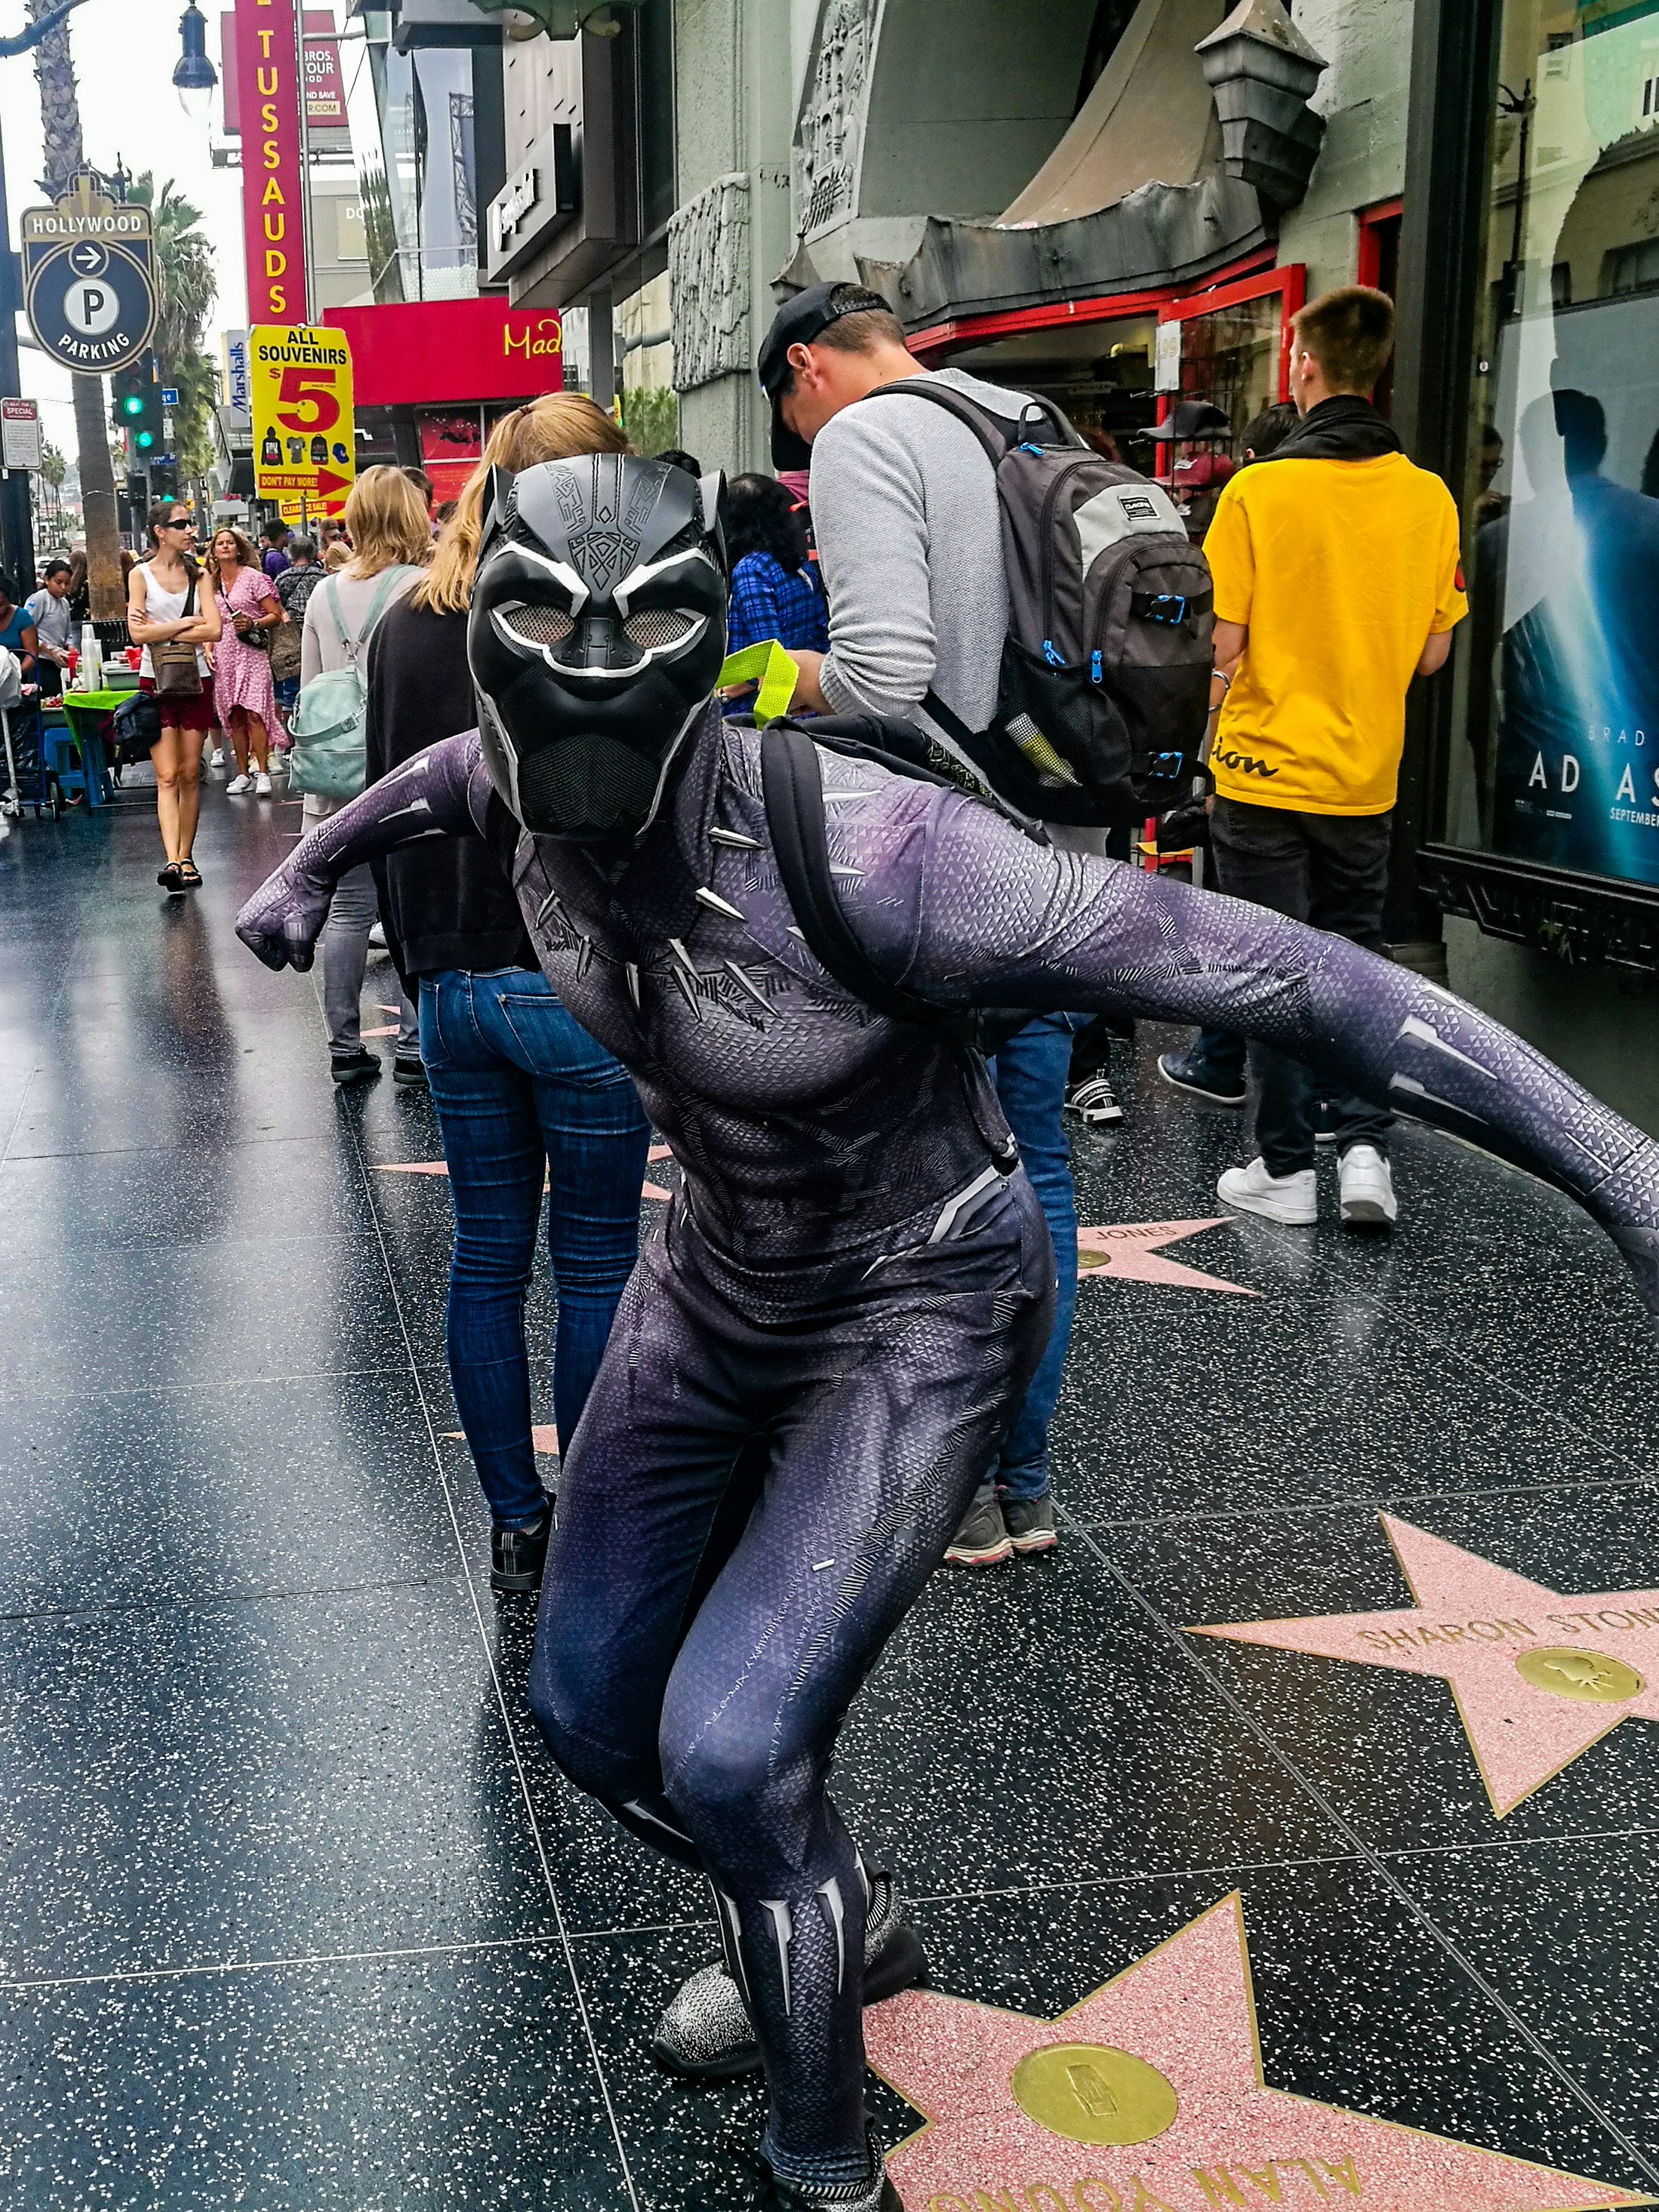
top-left (1, 780), bottom-right (1656, 2209)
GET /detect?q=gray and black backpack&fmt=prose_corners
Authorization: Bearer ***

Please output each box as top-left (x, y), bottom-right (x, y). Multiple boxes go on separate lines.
top-left (867, 379), bottom-right (1214, 827)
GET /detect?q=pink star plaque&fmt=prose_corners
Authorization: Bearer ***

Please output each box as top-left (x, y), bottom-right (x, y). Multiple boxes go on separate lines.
top-left (1194, 1516), bottom-right (1659, 1814)
top-left (1076, 1220), bottom-right (1254, 1294)
top-left (865, 1894), bottom-right (1648, 2210)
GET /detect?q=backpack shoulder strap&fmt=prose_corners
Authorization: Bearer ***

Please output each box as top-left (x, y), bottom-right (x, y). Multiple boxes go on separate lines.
top-left (865, 377), bottom-right (1085, 457)
top-left (324, 577), bottom-right (350, 656)
top-left (759, 720), bottom-right (953, 1035)
top-left (362, 564), bottom-right (414, 641)
top-left (862, 377), bottom-right (1010, 466)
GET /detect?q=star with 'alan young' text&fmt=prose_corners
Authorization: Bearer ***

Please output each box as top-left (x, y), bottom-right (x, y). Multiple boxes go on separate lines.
top-left (864, 1894), bottom-right (1647, 2210)
top-left (1193, 1515), bottom-right (1659, 1814)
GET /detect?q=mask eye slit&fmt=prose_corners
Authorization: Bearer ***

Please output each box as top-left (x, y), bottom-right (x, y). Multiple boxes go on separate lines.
top-left (499, 601), bottom-right (575, 648)
top-left (621, 609), bottom-right (697, 651)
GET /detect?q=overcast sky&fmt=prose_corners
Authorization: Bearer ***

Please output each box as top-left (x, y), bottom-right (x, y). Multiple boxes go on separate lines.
top-left (2, 0), bottom-right (347, 457)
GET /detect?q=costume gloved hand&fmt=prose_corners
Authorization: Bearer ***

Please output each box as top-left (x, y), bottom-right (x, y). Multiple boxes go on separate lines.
top-left (236, 859), bottom-right (332, 971)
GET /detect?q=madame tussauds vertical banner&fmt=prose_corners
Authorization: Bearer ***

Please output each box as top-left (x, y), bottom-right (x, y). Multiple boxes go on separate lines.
top-left (235, 0), bottom-right (309, 327)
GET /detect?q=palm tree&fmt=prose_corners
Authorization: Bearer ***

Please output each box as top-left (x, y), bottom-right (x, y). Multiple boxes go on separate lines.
top-left (128, 173), bottom-right (218, 484)
top-left (27, 0), bottom-right (122, 617)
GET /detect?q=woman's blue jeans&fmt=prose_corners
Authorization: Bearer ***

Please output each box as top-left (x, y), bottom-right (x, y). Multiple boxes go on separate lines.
top-left (419, 968), bottom-right (651, 1530)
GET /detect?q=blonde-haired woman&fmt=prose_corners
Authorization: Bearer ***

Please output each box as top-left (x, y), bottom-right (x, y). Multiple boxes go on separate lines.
top-left (207, 524), bottom-right (283, 795)
top-left (298, 464), bottom-right (431, 1081)
top-left (362, 394), bottom-right (648, 1592)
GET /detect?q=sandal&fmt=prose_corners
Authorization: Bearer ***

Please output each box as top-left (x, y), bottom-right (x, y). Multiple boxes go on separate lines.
top-left (157, 862), bottom-right (185, 894)
top-left (176, 860), bottom-right (202, 888)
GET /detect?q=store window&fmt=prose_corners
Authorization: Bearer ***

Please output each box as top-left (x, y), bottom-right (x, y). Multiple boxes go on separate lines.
top-left (1153, 268), bottom-right (1303, 535)
top-left (1452, 0), bottom-right (1659, 892)
top-left (921, 318), bottom-right (1162, 475)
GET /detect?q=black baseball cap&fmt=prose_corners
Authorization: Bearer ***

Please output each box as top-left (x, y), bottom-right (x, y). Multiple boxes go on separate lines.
top-left (757, 281), bottom-right (894, 469)
top-left (1148, 399), bottom-right (1233, 443)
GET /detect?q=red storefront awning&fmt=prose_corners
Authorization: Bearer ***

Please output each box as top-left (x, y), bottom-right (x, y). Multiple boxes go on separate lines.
top-left (322, 299), bottom-right (565, 409)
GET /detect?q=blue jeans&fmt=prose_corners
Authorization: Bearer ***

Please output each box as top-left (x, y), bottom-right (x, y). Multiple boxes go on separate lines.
top-left (986, 1011), bottom-right (1082, 1502)
top-left (419, 968), bottom-right (651, 1529)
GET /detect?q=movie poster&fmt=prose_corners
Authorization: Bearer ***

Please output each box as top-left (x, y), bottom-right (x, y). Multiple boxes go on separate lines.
top-left (1482, 3), bottom-right (1659, 891)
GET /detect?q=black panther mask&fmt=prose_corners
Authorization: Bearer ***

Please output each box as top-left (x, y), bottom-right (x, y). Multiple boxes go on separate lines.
top-left (467, 453), bottom-right (728, 841)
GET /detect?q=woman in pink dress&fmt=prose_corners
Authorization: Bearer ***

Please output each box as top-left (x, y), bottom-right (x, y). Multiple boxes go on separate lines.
top-left (207, 526), bottom-right (282, 795)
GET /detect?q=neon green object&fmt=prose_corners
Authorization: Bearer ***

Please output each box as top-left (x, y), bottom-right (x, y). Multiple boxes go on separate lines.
top-left (718, 639), bottom-right (801, 723)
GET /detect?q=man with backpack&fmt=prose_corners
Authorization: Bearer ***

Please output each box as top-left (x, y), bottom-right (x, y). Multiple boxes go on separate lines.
top-left (1202, 287), bottom-right (1467, 1230)
top-left (756, 281), bottom-right (1211, 1571)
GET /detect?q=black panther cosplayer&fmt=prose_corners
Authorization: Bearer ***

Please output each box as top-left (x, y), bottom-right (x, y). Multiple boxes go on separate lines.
top-left (238, 456), bottom-right (1659, 2211)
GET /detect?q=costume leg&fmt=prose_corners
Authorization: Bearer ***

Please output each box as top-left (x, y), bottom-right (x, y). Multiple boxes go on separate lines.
top-left (657, 1183), bottom-right (1054, 2188)
top-left (527, 1229), bottom-right (770, 1868)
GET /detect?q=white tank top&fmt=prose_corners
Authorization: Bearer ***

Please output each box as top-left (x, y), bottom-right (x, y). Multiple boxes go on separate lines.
top-left (137, 560), bottom-right (208, 678)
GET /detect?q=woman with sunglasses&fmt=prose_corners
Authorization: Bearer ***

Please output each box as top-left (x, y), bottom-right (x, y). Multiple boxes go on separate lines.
top-left (127, 502), bottom-right (222, 891)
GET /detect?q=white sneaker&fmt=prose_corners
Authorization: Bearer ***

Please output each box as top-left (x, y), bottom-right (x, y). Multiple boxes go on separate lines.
top-left (1338, 1143), bottom-right (1398, 1228)
top-left (226, 773), bottom-right (253, 794)
top-left (208, 748), bottom-right (224, 770)
top-left (1217, 1156), bottom-right (1318, 1226)
top-left (254, 771), bottom-right (272, 795)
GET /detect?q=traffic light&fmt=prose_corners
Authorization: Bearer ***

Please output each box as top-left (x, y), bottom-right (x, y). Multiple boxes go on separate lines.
top-left (110, 354), bottom-right (162, 460)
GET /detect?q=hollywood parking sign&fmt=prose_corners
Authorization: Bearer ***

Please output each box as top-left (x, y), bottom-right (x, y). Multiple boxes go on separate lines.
top-left (21, 174), bottom-right (156, 376)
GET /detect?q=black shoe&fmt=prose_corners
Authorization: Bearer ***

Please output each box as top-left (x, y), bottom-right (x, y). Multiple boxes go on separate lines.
top-left (330, 1048), bottom-right (382, 1084)
top-left (392, 1053), bottom-right (427, 1088)
top-left (490, 1499), bottom-right (553, 1593)
top-left (157, 862), bottom-right (185, 894)
top-left (1157, 1050), bottom-right (1247, 1108)
top-left (1063, 1072), bottom-right (1123, 1124)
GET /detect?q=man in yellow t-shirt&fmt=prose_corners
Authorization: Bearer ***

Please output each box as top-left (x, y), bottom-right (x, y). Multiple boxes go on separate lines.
top-left (1199, 285), bottom-right (1467, 1233)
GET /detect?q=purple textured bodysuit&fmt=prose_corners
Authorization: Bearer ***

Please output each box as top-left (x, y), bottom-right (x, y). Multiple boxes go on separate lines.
top-left (239, 703), bottom-right (1659, 2191)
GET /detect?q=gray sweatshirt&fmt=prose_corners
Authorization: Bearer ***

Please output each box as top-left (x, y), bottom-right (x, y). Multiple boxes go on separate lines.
top-left (811, 366), bottom-right (1030, 740)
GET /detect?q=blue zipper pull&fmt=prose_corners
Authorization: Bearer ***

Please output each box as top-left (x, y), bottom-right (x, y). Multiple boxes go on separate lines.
top-left (1020, 441), bottom-right (1046, 456)
top-left (1090, 649), bottom-right (1103, 685)
top-left (1042, 638), bottom-right (1064, 669)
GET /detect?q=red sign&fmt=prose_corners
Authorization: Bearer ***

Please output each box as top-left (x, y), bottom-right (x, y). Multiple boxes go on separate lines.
top-left (323, 299), bottom-right (565, 408)
top-left (233, 0), bottom-right (309, 325)
top-left (222, 11), bottom-right (345, 135)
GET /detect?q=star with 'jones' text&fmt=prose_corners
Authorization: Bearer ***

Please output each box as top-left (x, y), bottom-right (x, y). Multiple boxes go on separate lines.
top-left (1193, 1516), bottom-right (1659, 1814)
top-left (1076, 1220), bottom-right (1253, 1294)
top-left (864, 1894), bottom-right (1649, 2211)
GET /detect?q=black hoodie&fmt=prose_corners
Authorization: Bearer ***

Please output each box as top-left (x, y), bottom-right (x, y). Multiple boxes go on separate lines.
top-left (364, 595), bottom-right (536, 979)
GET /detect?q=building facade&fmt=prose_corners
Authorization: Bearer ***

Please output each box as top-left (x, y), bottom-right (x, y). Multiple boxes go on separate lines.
top-left (469, 0), bottom-right (1655, 1127)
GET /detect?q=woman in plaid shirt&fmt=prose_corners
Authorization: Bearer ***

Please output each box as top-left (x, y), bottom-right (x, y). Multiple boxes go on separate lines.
top-left (724, 472), bottom-right (829, 660)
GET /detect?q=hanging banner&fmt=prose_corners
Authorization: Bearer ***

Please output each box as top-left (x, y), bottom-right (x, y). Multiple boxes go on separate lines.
top-left (234, 0), bottom-right (309, 327)
top-left (251, 323), bottom-right (355, 516)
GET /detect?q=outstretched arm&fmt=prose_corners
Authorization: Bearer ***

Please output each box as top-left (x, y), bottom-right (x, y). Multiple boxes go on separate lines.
top-left (237, 732), bottom-right (487, 971)
top-left (860, 783), bottom-right (1659, 1316)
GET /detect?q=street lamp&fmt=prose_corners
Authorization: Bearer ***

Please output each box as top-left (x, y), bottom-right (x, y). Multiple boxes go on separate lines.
top-left (173, 2), bottom-right (217, 122)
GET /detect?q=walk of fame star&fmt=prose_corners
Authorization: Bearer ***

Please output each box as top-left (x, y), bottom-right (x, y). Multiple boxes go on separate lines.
top-left (1076, 1221), bottom-right (1253, 1294)
top-left (376, 1146), bottom-right (675, 1201)
top-left (1193, 1515), bottom-right (1659, 1814)
top-left (864, 1895), bottom-right (1649, 2211)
